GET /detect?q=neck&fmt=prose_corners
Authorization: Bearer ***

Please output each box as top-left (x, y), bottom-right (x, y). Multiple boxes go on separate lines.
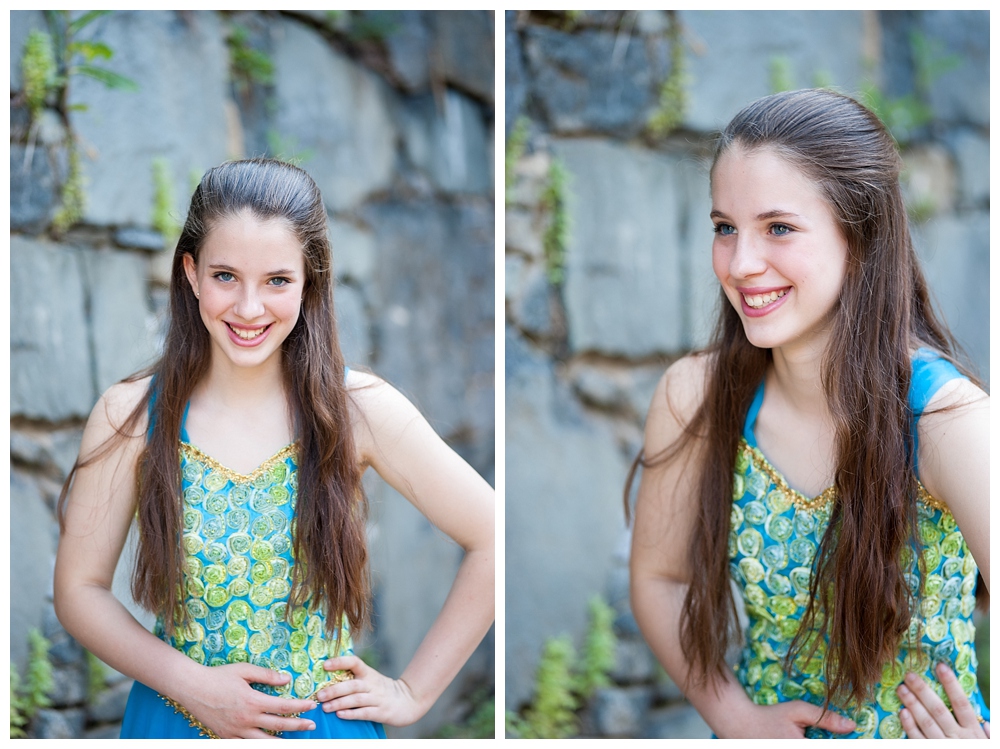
top-left (768, 335), bottom-right (830, 418)
top-left (198, 347), bottom-right (287, 408)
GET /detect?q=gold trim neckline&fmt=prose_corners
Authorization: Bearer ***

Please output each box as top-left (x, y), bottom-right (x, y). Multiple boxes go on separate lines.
top-left (739, 439), bottom-right (948, 513)
top-left (180, 441), bottom-right (298, 485)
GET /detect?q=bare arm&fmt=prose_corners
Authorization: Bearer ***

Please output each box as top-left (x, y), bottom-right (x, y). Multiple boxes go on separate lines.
top-left (317, 372), bottom-right (494, 726)
top-left (54, 380), bottom-right (319, 738)
top-left (630, 357), bottom-right (855, 738)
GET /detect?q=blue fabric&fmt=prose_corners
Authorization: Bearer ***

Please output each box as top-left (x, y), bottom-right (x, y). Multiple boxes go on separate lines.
top-left (121, 680), bottom-right (386, 739)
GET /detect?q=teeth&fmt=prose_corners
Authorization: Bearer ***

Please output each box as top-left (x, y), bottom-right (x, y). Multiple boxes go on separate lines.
top-left (743, 289), bottom-right (787, 309)
top-left (229, 324), bottom-right (267, 340)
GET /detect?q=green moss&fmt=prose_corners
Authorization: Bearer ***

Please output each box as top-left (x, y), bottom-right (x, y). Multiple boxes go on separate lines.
top-left (647, 12), bottom-right (688, 139)
top-left (227, 24), bottom-right (273, 95)
top-left (152, 157), bottom-right (180, 250)
top-left (541, 158), bottom-right (570, 286)
top-left (21, 29), bottom-right (59, 121)
top-left (504, 116), bottom-right (530, 205)
top-left (769, 55), bottom-right (794, 94)
top-left (10, 665), bottom-right (28, 738)
top-left (51, 143), bottom-right (86, 234)
top-left (85, 651), bottom-right (106, 702)
top-left (521, 636), bottom-right (579, 738)
top-left (575, 596), bottom-right (617, 700)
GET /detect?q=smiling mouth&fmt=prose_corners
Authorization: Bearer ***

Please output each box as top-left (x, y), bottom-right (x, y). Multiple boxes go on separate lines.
top-left (742, 289), bottom-right (789, 309)
top-left (226, 323), bottom-right (271, 340)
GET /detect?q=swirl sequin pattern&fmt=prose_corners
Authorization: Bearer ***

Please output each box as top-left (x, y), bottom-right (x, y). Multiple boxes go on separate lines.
top-left (729, 440), bottom-right (985, 739)
top-left (155, 442), bottom-right (353, 699)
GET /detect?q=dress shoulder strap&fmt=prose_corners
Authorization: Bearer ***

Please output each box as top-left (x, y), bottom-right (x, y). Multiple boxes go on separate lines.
top-left (909, 348), bottom-right (966, 475)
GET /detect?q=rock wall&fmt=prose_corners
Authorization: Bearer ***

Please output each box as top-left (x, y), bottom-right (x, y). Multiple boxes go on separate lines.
top-left (10, 10), bottom-right (494, 739)
top-left (505, 9), bottom-right (989, 728)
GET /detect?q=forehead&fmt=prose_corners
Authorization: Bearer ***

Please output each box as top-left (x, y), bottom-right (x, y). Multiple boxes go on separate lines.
top-left (711, 146), bottom-right (830, 212)
top-left (199, 213), bottom-right (305, 270)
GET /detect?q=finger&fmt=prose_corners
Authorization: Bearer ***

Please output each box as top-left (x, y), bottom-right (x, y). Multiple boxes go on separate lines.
top-left (316, 678), bottom-right (366, 704)
top-left (241, 665), bottom-right (294, 686)
top-left (897, 682), bottom-right (947, 738)
top-left (984, 722), bottom-right (990, 738)
top-left (899, 708), bottom-right (926, 739)
top-left (935, 662), bottom-right (979, 727)
top-left (257, 712), bottom-right (318, 734)
top-left (323, 690), bottom-right (374, 713)
top-left (786, 700), bottom-right (856, 733)
top-left (324, 655), bottom-right (364, 673)
top-left (336, 705), bottom-right (380, 722)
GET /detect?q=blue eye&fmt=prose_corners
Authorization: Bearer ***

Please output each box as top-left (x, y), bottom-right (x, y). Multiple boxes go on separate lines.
top-left (267, 277), bottom-right (291, 287)
top-left (714, 223), bottom-right (736, 236)
top-left (214, 272), bottom-right (235, 282)
top-left (771, 224), bottom-right (792, 236)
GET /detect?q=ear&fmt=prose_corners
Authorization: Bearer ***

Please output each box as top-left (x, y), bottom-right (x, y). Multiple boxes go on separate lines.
top-left (182, 254), bottom-right (200, 299)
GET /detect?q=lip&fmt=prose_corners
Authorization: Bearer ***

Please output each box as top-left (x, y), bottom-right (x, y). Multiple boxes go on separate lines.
top-left (738, 286), bottom-right (791, 318)
top-left (225, 322), bottom-right (273, 347)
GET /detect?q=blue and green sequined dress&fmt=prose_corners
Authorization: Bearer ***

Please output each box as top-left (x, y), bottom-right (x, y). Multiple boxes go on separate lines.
top-left (730, 350), bottom-right (988, 738)
top-left (120, 406), bottom-right (385, 739)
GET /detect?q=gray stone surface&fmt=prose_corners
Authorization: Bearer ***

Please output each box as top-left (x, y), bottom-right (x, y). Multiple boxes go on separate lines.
top-left (556, 138), bottom-right (684, 356)
top-left (82, 247), bottom-right (157, 394)
top-left (590, 685), bottom-right (653, 737)
top-left (335, 283), bottom-right (371, 367)
top-left (10, 471), bottom-right (55, 671)
top-left (11, 144), bottom-right (61, 234)
top-left (397, 90), bottom-right (492, 195)
top-left (524, 26), bottom-right (656, 137)
top-left (901, 143), bottom-right (956, 218)
top-left (49, 663), bottom-right (88, 707)
top-left (378, 11), bottom-right (432, 93)
top-left (947, 128), bottom-right (990, 210)
top-left (642, 702), bottom-right (713, 739)
top-left (68, 11), bottom-right (230, 227)
top-left (505, 329), bottom-right (630, 707)
top-left (364, 199), bottom-right (494, 448)
top-left (330, 219), bottom-right (377, 285)
top-left (505, 10), bottom-right (527, 135)
top-left (505, 206), bottom-right (544, 259)
top-left (115, 226), bottom-right (166, 251)
top-left (11, 236), bottom-right (95, 420)
top-left (43, 606), bottom-right (84, 667)
top-left (678, 11), bottom-right (868, 132)
top-left (272, 17), bottom-right (397, 212)
top-left (510, 264), bottom-right (559, 339)
top-left (87, 679), bottom-right (134, 723)
top-left (611, 639), bottom-right (656, 684)
top-left (676, 154), bottom-right (719, 349)
top-left (33, 707), bottom-right (86, 740)
top-left (919, 11), bottom-right (989, 128)
top-left (912, 212), bottom-right (990, 383)
top-left (430, 11), bottom-right (494, 104)
top-left (84, 723), bottom-right (122, 739)
top-left (10, 10), bottom-right (47, 92)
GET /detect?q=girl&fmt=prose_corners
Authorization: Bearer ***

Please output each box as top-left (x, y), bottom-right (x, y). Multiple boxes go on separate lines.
top-left (54, 158), bottom-right (495, 738)
top-left (628, 90), bottom-right (988, 739)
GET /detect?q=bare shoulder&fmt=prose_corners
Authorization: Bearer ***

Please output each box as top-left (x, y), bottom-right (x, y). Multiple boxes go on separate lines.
top-left (83, 376), bottom-right (152, 448)
top-left (645, 353), bottom-right (711, 454)
top-left (345, 369), bottom-right (423, 462)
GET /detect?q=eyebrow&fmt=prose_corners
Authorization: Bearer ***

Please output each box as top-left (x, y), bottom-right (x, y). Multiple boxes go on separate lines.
top-left (207, 263), bottom-right (298, 275)
top-left (710, 209), bottom-right (803, 221)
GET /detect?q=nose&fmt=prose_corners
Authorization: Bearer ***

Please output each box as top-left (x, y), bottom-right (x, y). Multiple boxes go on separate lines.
top-left (728, 233), bottom-right (767, 279)
top-left (233, 285), bottom-right (265, 320)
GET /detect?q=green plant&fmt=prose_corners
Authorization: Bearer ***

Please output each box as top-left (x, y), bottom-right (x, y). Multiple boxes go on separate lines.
top-left (21, 29), bottom-right (59, 121)
top-left (769, 55), bottom-right (794, 94)
top-left (519, 635), bottom-right (579, 738)
top-left (434, 688), bottom-right (494, 738)
top-left (85, 650), bottom-right (106, 702)
top-left (227, 24), bottom-right (273, 95)
top-left (151, 157), bottom-right (181, 250)
top-left (541, 158), bottom-right (570, 286)
top-left (575, 596), bottom-right (617, 700)
top-left (265, 130), bottom-right (314, 167)
top-left (51, 142), bottom-right (85, 235)
top-left (10, 665), bottom-right (28, 738)
top-left (647, 11), bottom-right (688, 139)
top-left (44, 10), bottom-right (138, 101)
top-left (10, 629), bottom-right (55, 736)
top-left (504, 116), bottom-right (530, 205)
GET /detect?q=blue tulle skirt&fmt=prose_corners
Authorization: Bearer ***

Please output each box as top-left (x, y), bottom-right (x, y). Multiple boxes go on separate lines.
top-left (120, 680), bottom-right (386, 739)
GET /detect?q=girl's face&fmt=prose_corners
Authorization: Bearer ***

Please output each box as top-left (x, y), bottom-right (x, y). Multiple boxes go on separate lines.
top-left (183, 213), bottom-right (306, 374)
top-left (710, 146), bottom-right (849, 355)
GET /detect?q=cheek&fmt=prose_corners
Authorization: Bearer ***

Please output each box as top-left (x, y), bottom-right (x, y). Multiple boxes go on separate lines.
top-left (711, 242), bottom-right (731, 284)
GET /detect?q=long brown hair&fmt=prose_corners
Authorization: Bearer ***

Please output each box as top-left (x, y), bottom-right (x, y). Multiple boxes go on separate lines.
top-left (60, 158), bottom-right (370, 643)
top-left (630, 90), bottom-right (971, 707)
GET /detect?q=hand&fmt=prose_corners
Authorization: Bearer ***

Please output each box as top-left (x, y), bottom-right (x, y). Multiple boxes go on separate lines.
top-left (179, 663), bottom-right (319, 739)
top-left (897, 663), bottom-right (989, 739)
top-left (316, 655), bottom-right (426, 727)
top-left (715, 699), bottom-right (856, 738)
